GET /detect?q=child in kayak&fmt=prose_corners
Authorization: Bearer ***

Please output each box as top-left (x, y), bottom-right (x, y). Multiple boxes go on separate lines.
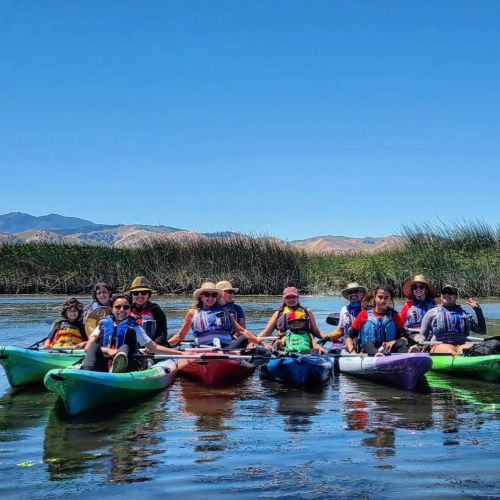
top-left (84, 282), bottom-right (113, 319)
top-left (44, 298), bottom-right (87, 349)
top-left (82, 294), bottom-right (181, 373)
top-left (326, 282), bottom-right (367, 344)
top-left (345, 285), bottom-right (409, 356)
top-left (275, 310), bottom-right (326, 354)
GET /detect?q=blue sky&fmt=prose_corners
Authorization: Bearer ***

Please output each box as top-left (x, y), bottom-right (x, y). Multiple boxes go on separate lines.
top-left (1, 1), bottom-right (498, 240)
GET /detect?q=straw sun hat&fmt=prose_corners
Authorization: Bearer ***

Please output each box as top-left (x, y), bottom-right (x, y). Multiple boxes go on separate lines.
top-left (341, 282), bottom-right (367, 299)
top-left (127, 276), bottom-right (156, 293)
top-left (193, 282), bottom-right (224, 301)
top-left (402, 274), bottom-right (436, 299)
top-left (216, 280), bottom-right (239, 292)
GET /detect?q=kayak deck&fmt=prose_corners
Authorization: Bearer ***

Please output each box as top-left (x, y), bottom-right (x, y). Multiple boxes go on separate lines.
top-left (0, 345), bottom-right (84, 388)
top-left (265, 354), bottom-right (333, 388)
top-left (430, 354), bottom-right (500, 383)
top-left (336, 352), bottom-right (432, 390)
top-left (44, 360), bottom-right (178, 416)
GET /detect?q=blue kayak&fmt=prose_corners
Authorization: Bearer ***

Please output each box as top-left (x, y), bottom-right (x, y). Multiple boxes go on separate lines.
top-left (265, 354), bottom-right (333, 388)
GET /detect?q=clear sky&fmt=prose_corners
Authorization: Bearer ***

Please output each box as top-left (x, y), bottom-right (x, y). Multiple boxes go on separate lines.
top-left (1, 1), bottom-right (498, 240)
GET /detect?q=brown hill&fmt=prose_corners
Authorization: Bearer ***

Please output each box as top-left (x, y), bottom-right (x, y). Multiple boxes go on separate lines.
top-left (291, 235), bottom-right (402, 253)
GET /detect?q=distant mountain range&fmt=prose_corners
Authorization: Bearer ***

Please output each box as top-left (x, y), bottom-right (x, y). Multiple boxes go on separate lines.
top-left (0, 212), bottom-right (401, 253)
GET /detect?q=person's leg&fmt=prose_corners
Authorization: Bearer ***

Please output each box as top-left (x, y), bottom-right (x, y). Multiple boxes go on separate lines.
top-left (430, 343), bottom-right (458, 354)
top-left (363, 342), bottom-right (378, 355)
top-left (225, 336), bottom-right (248, 350)
top-left (391, 338), bottom-right (409, 353)
top-left (81, 343), bottom-right (107, 372)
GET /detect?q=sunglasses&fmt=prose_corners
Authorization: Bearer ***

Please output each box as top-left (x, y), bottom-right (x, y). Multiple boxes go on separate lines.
top-left (284, 295), bottom-right (298, 299)
top-left (412, 284), bottom-right (426, 290)
top-left (113, 304), bottom-right (130, 310)
top-left (131, 291), bottom-right (149, 296)
top-left (225, 290), bottom-right (235, 294)
top-left (348, 290), bottom-right (360, 295)
top-left (201, 292), bottom-right (218, 298)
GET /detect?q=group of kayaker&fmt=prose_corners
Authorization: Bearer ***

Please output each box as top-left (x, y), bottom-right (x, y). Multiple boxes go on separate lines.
top-left (43, 273), bottom-right (488, 374)
top-left (326, 275), bottom-right (486, 356)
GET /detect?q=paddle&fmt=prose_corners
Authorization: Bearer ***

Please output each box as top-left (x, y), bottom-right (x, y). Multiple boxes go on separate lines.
top-left (84, 306), bottom-right (112, 337)
top-left (326, 313), bottom-right (340, 326)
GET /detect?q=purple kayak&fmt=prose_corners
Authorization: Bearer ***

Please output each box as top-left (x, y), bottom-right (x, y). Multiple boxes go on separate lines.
top-left (335, 351), bottom-right (432, 390)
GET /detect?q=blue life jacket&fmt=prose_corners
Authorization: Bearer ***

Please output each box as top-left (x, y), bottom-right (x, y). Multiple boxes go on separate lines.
top-left (360, 309), bottom-right (397, 348)
top-left (405, 299), bottom-right (436, 328)
top-left (191, 306), bottom-right (233, 346)
top-left (99, 316), bottom-right (138, 349)
top-left (431, 306), bottom-right (470, 344)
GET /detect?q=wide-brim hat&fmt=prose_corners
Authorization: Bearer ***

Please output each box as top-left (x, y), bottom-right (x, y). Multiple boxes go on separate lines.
top-left (127, 276), bottom-right (156, 293)
top-left (193, 282), bottom-right (224, 301)
top-left (216, 280), bottom-right (239, 293)
top-left (402, 274), bottom-right (436, 299)
top-left (341, 282), bottom-right (367, 299)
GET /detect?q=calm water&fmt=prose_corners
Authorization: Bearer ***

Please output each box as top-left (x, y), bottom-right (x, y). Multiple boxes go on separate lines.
top-left (1, 295), bottom-right (499, 499)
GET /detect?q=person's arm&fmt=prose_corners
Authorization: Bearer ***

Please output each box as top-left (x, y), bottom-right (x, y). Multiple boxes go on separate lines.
top-left (235, 304), bottom-right (246, 328)
top-left (328, 327), bottom-right (345, 341)
top-left (232, 319), bottom-right (271, 348)
top-left (259, 311), bottom-right (279, 337)
top-left (394, 311), bottom-right (408, 340)
top-left (151, 304), bottom-right (168, 343)
top-left (166, 309), bottom-right (196, 347)
top-left (44, 322), bottom-right (59, 348)
top-left (419, 309), bottom-right (435, 341)
top-left (466, 299), bottom-right (487, 335)
top-left (307, 310), bottom-right (325, 340)
top-left (400, 302), bottom-right (410, 324)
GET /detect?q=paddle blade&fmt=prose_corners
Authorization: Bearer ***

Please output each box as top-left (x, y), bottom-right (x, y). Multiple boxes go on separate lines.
top-left (326, 313), bottom-right (340, 326)
top-left (84, 306), bottom-right (112, 337)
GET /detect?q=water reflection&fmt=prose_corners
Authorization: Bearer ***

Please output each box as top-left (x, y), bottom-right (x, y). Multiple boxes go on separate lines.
top-left (43, 392), bottom-right (170, 483)
top-left (0, 387), bottom-right (53, 439)
top-left (260, 378), bottom-right (326, 433)
top-left (180, 379), bottom-right (239, 463)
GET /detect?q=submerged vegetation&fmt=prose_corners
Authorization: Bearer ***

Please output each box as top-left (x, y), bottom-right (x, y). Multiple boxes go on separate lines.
top-left (0, 221), bottom-right (498, 297)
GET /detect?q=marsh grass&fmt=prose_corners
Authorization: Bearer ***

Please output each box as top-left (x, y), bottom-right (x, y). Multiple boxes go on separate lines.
top-left (0, 221), bottom-right (498, 297)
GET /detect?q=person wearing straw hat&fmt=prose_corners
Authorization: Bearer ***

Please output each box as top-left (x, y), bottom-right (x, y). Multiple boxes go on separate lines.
top-left (400, 275), bottom-right (438, 331)
top-left (127, 276), bottom-right (168, 346)
top-left (216, 280), bottom-right (246, 328)
top-left (326, 282), bottom-right (367, 344)
top-left (167, 282), bottom-right (270, 350)
top-left (418, 284), bottom-right (486, 354)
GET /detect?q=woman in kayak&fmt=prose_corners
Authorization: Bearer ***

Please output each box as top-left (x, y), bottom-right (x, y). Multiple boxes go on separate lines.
top-left (259, 286), bottom-right (325, 341)
top-left (82, 294), bottom-right (180, 373)
top-left (217, 280), bottom-right (246, 328)
top-left (44, 298), bottom-right (87, 349)
top-left (127, 276), bottom-right (168, 345)
top-left (167, 282), bottom-right (269, 349)
top-left (344, 285), bottom-right (410, 356)
top-left (275, 310), bottom-right (326, 354)
top-left (84, 282), bottom-right (113, 318)
top-left (419, 284), bottom-right (486, 354)
top-left (326, 282), bottom-right (367, 344)
top-left (400, 275), bottom-right (438, 331)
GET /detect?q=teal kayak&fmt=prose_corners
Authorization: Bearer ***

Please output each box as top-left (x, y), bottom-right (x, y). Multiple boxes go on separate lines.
top-left (0, 345), bottom-right (84, 388)
top-left (44, 360), bottom-right (178, 416)
top-left (430, 354), bottom-right (500, 383)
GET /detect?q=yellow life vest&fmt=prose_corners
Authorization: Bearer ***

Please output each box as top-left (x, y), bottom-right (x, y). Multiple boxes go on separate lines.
top-left (51, 321), bottom-right (84, 348)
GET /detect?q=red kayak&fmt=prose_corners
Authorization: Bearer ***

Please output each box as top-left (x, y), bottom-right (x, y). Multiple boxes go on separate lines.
top-left (177, 351), bottom-right (255, 387)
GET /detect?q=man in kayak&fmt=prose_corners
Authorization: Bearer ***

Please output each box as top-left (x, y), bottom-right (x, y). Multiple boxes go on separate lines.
top-left (344, 285), bottom-right (409, 356)
top-left (326, 282), bottom-right (367, 344)
top-left (418, 284), bottom-right (486, 354)
top-left (275, 310), bottom-right (326, 354)
top-left (217, 280), bottom-right (246, 328)
top-left (44, 298), bottom-right (88, 349)
top-left (82, 294), bottom-right (181, 373)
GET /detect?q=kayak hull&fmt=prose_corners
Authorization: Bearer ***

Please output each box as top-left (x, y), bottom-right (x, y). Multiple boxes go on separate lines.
top-left (43, 360), bottom-right (177, 416)
top-left (177, 353), bottom-right (255, 387)
top-left (265, 355), bottom-right (333, 388)
top-left (336, 351), bottom-right (432, 390)
top-left (0, 345), bottom-right (84, 388)
top-left (430, 354), bottom-right (500, 383)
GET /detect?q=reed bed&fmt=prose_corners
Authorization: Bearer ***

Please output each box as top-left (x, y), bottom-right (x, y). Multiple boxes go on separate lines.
top-left (0, 221), bottom-right (498, 297)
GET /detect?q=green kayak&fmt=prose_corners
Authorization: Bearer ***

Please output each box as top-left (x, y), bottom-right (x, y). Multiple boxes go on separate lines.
top-left (44, 359), bottom-right (178, 416)
top-left (0, 346), bottom-right (84, 388)
top-left (430, 354), bottom-right (500, 383)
